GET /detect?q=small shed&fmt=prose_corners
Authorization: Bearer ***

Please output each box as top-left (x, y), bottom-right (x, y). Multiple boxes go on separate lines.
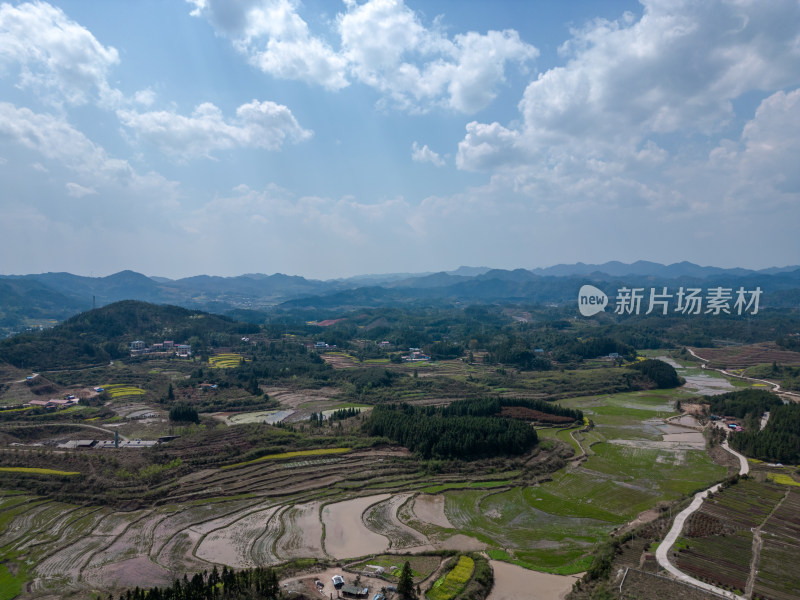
top-left (341, 585), bottom-right (368, 598)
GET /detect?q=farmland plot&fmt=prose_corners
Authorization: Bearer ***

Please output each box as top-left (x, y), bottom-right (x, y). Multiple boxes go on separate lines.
top-left (412, 493), bottom-right (453, 529)
top-left (154, 528), bottom-right (206, 572)
top-left (676, 479), bottom-right (786, 593)
top-left (754, 489), bottom-right (800, 600)
top-left (195, 505), bottom-right (279, 567)
top-left (275, 501), bottom-right (324, 560)
top-left (33, 534), bottom-right (114, 592)
top-left (250, 506), bottom-right (286, 565)
top-left (322, 495), bottom-right (391, 558)
top-left (362, 493), bottom-right (429, 550)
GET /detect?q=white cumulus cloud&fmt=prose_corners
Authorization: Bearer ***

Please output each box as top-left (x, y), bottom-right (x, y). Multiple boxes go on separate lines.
top-left (189, 0), bottom-right (538, 113)
top-left (188, 0), bottom-right (349, 90)
top-left (411, 142), bottom-right (444, 167)
top-left (457, 0), bottom-right (800, 173)
top-left (0, 102), bottom-right (178, 196)
top-left (0, 1), bottom-right (120, 106)
top-left (117, 100), bottom-right (312, 159)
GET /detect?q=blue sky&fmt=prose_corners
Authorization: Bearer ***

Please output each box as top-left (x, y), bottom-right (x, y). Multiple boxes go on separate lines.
top-left (1, 0), bottom-right (799, 279)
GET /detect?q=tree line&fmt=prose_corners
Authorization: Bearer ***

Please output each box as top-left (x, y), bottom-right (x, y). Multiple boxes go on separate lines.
top-left (111, 565), bottom-right (285, 600)
top-left (729, 402), bottom-right (800, 464)
top-left (706, 389), bottom-right (783, 419)
top-left (363, 401), bottom-right (538, 459)
top-left (432, 397), bottom-right (583, 422)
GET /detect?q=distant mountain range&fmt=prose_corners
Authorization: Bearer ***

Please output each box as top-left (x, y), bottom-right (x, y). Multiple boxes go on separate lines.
top-left (1, 261), bottom-right (798, 332)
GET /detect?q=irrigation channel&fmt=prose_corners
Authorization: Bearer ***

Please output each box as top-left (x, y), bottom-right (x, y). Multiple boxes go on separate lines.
top-left (655, 437), bottom-right (749, 600)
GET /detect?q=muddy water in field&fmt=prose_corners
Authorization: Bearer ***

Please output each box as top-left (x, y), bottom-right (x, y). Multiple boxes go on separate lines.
top-left (322, 494), bottom-right (390, 558)
top-left (276, 501), bottom-right (324, 559)
top-left (413, 493), bottom-right (453, 528)
top-left (487, 560), bottom-right (580, 600)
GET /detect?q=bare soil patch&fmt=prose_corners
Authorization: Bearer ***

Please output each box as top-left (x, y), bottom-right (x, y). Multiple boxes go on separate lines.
top-left (435, 533), bottom-right (485, 551)
top-left (501, 406), bottom-right (575, 424)
top-left (281, 567), bottom-right (388, 600)
top-left (321, 354), bottom-right (358, 369)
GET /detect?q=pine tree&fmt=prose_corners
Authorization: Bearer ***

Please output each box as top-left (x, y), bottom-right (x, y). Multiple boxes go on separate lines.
top-left (397, 561), bottom-right (417, 600)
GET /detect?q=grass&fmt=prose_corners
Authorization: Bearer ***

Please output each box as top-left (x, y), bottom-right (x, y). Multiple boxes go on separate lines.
top-left (427, 555), bottom-right (474, 600)
top-left (221, 447), bottom-right (351, 470)
top-left (0, 562), bottom-right (26, 600)
top-left (349, 554), bottom-right (440, 582)
top-left (0, 406), bottom-right (33, 413)
top-left (421, 481), bottom-right (510, 493)
top-left (767, 473), bottom-right (800, 487)
top-left (0, 467), bottom-right (80, 476)
top-left (438, 388), bottom-right (726, 574)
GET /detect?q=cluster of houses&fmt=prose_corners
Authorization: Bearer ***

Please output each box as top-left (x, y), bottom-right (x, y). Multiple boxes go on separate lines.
top-left (28, 396), bottom-right (79, 409)
top-left (402, 348), bottom-right (430, 362)
top-left (130, 339), bottom-right (191, 357)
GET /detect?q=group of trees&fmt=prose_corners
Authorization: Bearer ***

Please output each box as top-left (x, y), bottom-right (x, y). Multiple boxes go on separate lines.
top-left (169, 403), bottom-right (199, 424)
top-left (112, 566), bottom-right (282, 600)
top-left (706, 389), bottom-right (783, 420)
top-left (628, 359), bottom-right (682, 388)
top-left (730, 403), bottom-right (800, 463)
top-left (364, 401), bottom-right (538, 459)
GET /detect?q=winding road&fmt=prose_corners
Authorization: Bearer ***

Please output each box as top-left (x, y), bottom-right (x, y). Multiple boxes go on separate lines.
top-left (655, 439), bottom-right (749, 599)
top-left (686, 348), bottom-right (800, 399)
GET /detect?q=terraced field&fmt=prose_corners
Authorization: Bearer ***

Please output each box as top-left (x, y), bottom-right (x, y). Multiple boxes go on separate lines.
top-left (675, 478), bottom-right (788, 594)
top-left (0, 383), bottom-right (733, 596)
top-left (754, 488), bottom-right (800, 600)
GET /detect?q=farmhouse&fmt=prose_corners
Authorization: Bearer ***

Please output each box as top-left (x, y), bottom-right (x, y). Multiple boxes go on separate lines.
top-left (28, 399), bottom-right (54, 408)
top-left (402, 348), bottom-right (430, 362)
top-left (27, 398), bottom-right (78, 409)
top-left (130, 339), bottom-right (192, 357)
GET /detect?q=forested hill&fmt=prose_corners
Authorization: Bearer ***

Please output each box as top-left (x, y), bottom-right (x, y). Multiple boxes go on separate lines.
top-left (0, 301), bottom-right (255, 371)
top-left (2, 263), bottom-right (800, 335)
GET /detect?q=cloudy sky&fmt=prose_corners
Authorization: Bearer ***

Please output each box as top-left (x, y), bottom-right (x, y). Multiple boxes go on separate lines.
top-left (1, 0), bottom-right (799, 279)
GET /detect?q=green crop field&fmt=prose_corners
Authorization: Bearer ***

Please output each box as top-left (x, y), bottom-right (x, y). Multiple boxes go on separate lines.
top-left (221, 447), bottom-right (352, 470)
top-left (0, 467), bottom-right (80, 476)
top-left (439, 388), bottom-right (725, 574)
top-left (427, 555), bottom-right (474, 600)
top-left (209, 353), bottom-right (247, 368)
top-left (103, 384), bottom-right (146, 398)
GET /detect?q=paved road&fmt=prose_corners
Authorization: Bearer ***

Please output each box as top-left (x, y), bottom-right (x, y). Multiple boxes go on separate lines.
top-left (654, 438), bottom-right (749, 599)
